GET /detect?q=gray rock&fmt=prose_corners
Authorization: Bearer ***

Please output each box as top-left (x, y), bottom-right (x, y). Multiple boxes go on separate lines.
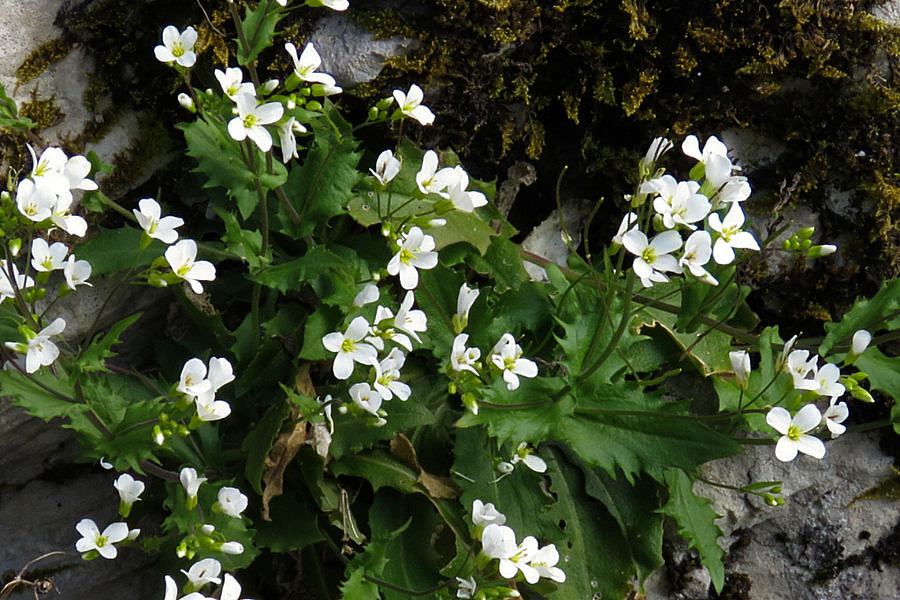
top-left (645, 430), bottom-right (900, 599)
top-left (310, 12), bottom-right (420, 89)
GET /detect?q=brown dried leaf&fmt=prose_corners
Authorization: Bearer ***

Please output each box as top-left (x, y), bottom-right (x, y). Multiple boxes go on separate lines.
top-left (390, 434), bottom-right (459, 500)
top-left (261, 421), bottom-right (307, 522)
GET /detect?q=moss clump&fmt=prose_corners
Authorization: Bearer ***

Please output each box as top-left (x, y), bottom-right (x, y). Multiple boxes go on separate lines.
top-left (19, 95), bottom-right (64, 132)
top-left (15, 38), bottom-right (73, 86)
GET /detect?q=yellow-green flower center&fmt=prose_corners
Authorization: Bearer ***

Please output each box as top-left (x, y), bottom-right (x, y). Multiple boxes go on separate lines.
top-left (786, 424), bottom-right (801, 441)
top-left (341, 338), bottom-right (356, 353)
top-left (243, 114), bottom-right (258, 129)
top-left (172, 42), bottom-right (185, 58)
top-left (96, 535), bottom-right (108, 547)
top-left (399, 248), bottom-right (414, 265)
top-left (641, 247), bottom-right (656, 263)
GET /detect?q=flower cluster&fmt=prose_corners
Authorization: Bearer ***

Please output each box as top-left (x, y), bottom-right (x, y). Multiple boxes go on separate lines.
top-left (74, 473), bottom-right (144, 559)
top-left (757, 331), bottom-right (873, 462)
top-left (616, 135), bottom-right (761, 287)
top-left (323, 288), bottom-right (428, 424)
top-left (177, 356), bottom-right (236, 423)
top-left (473, 500), bottom-right (566, 586)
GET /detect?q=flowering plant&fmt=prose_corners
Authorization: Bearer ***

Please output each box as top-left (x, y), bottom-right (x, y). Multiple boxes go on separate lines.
top-left (0, 1), bottom-right (898, 599)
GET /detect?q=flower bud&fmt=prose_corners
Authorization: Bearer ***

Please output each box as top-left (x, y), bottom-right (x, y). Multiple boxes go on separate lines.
top-left (851, 329), bottom-right (871, 356)
top-left (729, 350), bottom-right (751, 390)
top-left (797, 226), bottom-right (815, 239)
top-left (8, 238), bottom-right (21, 256)
top-left (306, 100), bottom-right (323, 111)
top-left (807, 244), bottom-right (837, 258)
top-left (219, 541), bottom-right (244, 555)
top-left (178, 93), bottom-right (196, 112)
top-left (200, 523), bottom-right (216, 535)
top-left (261, 78), bottom-right (280, 93)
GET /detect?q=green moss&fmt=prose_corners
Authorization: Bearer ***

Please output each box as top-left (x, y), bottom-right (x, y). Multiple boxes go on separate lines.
top-left (15, 38), bottom-right (73, 86)
top-left (19, 95), bottom-right (64, 132)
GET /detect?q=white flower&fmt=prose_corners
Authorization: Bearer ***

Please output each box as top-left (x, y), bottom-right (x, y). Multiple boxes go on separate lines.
top-left (182, 557), bottom-right (222, 589)
top-left (490, 333), bottom-right (538, 391)
top-left (823, 401), bottom-right (849, 438)
top-left (50, 194), bottom-right (88, 237)
top-left (227, 92), bottom-right (284, 152)
top-left (63, 154), bottom-right (98, 192)
top-left (446, 166), bottom-right (487, 213)
top-left (277, 117), bottom-right (306, 163)
top-left (643, 175), bottom-right (710, 229)
top-left (481, 523), bottom-right (517, 561)
top-left (766, 405), bottom-right (826, 462)
top-left (851, 330), bottom-right (871, 357)
top-left (612, 212), bottom-right (640, 245)
top-left (393, 84), bottom-right (435, 126)
top-left (387, 227), bottom-right (439, 290)
top-left (682, 134), bottom-right (729, 166)
top-left (220, 574), bottom-right (251, 600)
top-left (165, 239), bottom-right (216, 294)
top-left (510, 442), bottom-right (547, 473)
top-left (707, 202), bottom-right (759, 265)
top-left (28, 145), bottom-right (69, 197)
top-left (154, 25), bottom-right (198, 68)
top-left (113, 473), bottom-right (145, 505)
top-left (395, 290), bottom-right (428, 343)
top-left (622, 229), bottom-right (682, 287)
top-left (370, 150), bottom-right (401, 185)
top-left (178, 357), bottom-right (213, 397)
top-left (451, 334), bottom-right (481, 375)
top-left (178, 93), bottom-right (195, 111)
top-left (353, 283), bottom-right (380, 307)
top-left (134, 198), bottom-right (184, 244)
top-left (642, 136), bottom-right (673, 168)
top-left (680, 230), bottom-right (716, 284)
top-left (0, 260), bottom-right (34, 301)
top-left (349, 382), bottom-right (384, 420)
top-left (217, 487), bottom-right (248, 518)
top-left (215, 67), bottom-right (255, 101)
top-left (317, 0), bottom-right (349, 9)
top-left (415, 150), bottom-right (455, 196)
top-left (786, 349), bottom-right (819, 390)
top-left (323, 316), bottom-right (379, 379)
top-left (63, 255), bottom-right (92, 290)
top-left (472, 499), bottom-right (506, 527)
top-left (374, 348), bottom-right (410, 401)
top-left (5, 317), bottom-right (66, 374)
top-left (31, 238), bottom-right (68, 272)
top-left (502, 536), bottom-right (540, 583)
top-left (75, 518), bottom-right (129, 559)
top-left (531, 544), bottom-right (566, 583)
top-left (285, 42), bottom-right (337, 86)
top-left (809, 362), bottom-right (846, 401)
top-left (195, 394), bottom-right (232, 421)
top-left (15, 179), bottom-right (55, 222)
top-left (729, 350), bottom-right (751, 390)
top-left (454, 283), bottom-right (479, 332)
top-left (455, 576), bottom-right (477, 599)
top-left (207, 357), bottom-right (235, 391)
top-left (180, 467), bottom-right (207, 501)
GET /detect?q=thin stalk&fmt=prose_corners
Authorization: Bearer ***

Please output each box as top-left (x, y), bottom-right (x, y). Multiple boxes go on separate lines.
top-left (580, 270), bottom-right (636, 380)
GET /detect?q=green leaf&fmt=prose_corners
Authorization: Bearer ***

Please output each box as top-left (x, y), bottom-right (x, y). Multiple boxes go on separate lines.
top-left (330, 449), bottom-right (421, 494)
top-left (250, 246), bottom-right (355, 299)
top-left (0, 368), bottom-right (82, 422)
top-left (659, 468), bottom-right (726, 592)
top-left (218, 208), bottom-right (264, 270)
top-left (341, 567), bottom-right (381, 600)
top-left (856, 348), bottom-right (900, 401)
top-left (279, 104), bottom-right (362, 237)
top-left (254, 492), bottom-right (325, 551)
top-left (77, 227), bottom-right (163, 276)
top-left (236, 1), bottom-right (281, 65)
top-left (466, 236), bottom-right (529, 293)
top-left (181, 116), bottom-right (287, 220)
top-left (72, 313), bottom-right (142, 373)
top-left (558, 382), bottom-right (741, 482)
top-left (368, 491), bottom-right (444, 600)
top-left (541, 446), bottom-right (663, 600)
top-left (242, 400), bottom-right (290, 494)
top-left (820, 279), bottom-right (900, 357)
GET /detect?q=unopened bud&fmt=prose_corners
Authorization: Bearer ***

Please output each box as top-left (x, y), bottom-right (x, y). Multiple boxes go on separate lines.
top-left (851, 329), bottom-right (871, 356)
top-left (200, 523), bottom-right (216, 535)
top-left (220, 541), bottom-right (244, 555)
top-left (178, 93), bottom-right (195, 112)
top-left (797, 226), bottom-right (815, 239)
top-left (261, 79), bottom-right (280, 93)
top-left (8, 238), bottom-right (21, 256)
top-left (807, 244), bottom-right (837, 258)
